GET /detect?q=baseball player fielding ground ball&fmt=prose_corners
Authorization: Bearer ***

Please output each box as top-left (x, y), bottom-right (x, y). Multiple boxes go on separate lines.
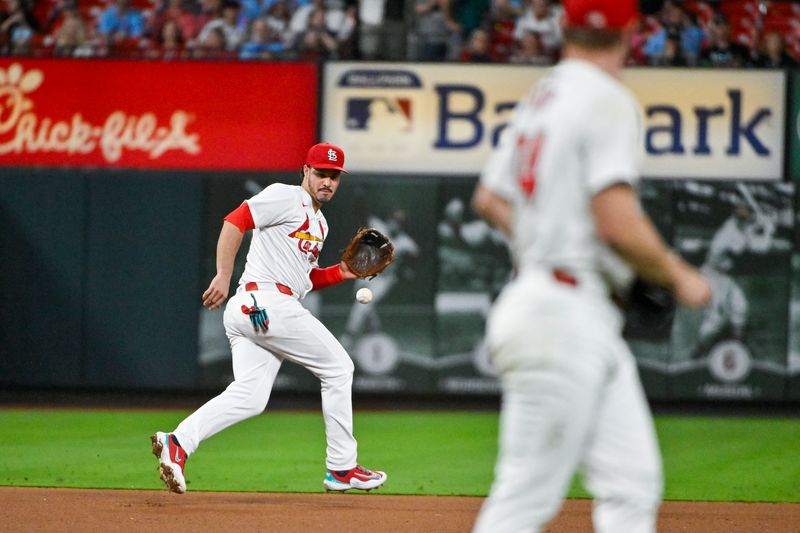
top-left (471, 1), bottom-right (711, 532)
top-left (151, 143), bottom-right (394, 494)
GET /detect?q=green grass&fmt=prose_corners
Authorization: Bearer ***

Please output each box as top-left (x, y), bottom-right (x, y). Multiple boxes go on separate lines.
top-left (657, 416), bottom-right (800, 502)
top-left (0, 409), bottom-right (797, 501)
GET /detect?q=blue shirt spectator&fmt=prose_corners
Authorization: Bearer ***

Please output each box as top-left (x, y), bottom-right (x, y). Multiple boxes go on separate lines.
top-left (239, 0), bottom-right (289, 21)
top-left (644, 1), bottom-right (704, 65)
top-left (239, 16), bottom-right (286, 58)
top-left (681, 22), bottom-right (703, 60)
top-left (98, 0), bottom-right (145, 39)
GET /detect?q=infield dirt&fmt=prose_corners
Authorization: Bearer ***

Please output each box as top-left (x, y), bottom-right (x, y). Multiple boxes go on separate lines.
top-left (2, 487), bottom-right (799, 532)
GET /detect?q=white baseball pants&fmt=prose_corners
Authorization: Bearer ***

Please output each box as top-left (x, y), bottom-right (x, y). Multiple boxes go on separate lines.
top-left (473, 271), bottom-right (663, 533)
top-left (174, 286), bottom-right (358, 471)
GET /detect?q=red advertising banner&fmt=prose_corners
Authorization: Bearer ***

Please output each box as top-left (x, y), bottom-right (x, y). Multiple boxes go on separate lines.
top-left (0, 59), bottom-right (317, 170)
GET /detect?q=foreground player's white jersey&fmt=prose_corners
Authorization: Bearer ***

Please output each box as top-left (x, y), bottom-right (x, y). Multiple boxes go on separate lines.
top-left (481, 58), bottom-right (642, 292)
top-left (241, 183), bottom-right (328, 298)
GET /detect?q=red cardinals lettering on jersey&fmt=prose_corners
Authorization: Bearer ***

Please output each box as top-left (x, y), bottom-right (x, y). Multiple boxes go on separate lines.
top-left (288, 215), bottom-right (323, 258)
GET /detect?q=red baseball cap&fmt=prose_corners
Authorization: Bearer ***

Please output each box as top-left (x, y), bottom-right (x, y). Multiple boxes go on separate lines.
top-left (563, 0), bottom-right (638, 30)
top-left (305, 142), bottom-right (347, 172)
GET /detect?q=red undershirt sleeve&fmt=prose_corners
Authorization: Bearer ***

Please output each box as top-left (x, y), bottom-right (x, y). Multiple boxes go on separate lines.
top-left (223, 202), bottom-right (255, 233)
top-left (310, 264), bottom-right (345, 290)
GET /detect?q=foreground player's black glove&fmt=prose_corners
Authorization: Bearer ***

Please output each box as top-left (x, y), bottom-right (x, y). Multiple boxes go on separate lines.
top-left (241, 294), bottom-right (269, 333)
top-left (621, 278), bottom-right (676, 339)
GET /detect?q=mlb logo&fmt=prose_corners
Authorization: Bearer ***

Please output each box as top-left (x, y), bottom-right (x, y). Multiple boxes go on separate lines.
top-left (345, 97), bottom-right (412, 131)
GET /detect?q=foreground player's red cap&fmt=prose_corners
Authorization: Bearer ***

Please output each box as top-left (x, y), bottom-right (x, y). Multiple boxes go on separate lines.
top-left (563, 0), bottom-right (638, 30)
top-left (306, 143), bottom-right (347, 172)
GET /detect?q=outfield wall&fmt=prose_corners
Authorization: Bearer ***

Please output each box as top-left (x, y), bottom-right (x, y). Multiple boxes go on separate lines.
top-left (1, 59), bottom-right (799, 402)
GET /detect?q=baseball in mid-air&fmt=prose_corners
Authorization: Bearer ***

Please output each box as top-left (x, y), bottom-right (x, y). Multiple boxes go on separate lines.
top-left (356, 287), bottom-right (373, 304)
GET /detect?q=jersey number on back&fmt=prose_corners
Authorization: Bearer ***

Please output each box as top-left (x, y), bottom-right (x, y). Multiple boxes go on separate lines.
top-left (516, 133), bottom-right (544, 200)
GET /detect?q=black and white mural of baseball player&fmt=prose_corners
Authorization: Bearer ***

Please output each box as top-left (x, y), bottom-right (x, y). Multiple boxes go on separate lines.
top-left (670, 181), bottom-right (793, 392)
top-left (339, 208), bottom-right (419, 354)
top-left (691, 184), bottom-right (776, 359)
top-left (436, 193), bottom-right (512, 382)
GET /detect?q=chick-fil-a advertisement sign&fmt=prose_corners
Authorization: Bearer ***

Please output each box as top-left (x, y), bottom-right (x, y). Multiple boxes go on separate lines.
top-left (0, 59), bottom-right (317, 170)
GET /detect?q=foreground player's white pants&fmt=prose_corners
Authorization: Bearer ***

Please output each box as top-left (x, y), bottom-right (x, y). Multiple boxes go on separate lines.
top-left (473, 271), bottom-right (663, 533)
top-left (174, 287), bottom-right (358, 471)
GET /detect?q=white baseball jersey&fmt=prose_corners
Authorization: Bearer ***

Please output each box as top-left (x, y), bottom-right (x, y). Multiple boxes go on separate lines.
top-left (175, 181), bottom-right (359, 471)
top-left (474, 59), bottom-right (663, 533)
top-left (241, 183), bottom-right (328, 298)
top-left (481, 58), bottom-right (642, 294)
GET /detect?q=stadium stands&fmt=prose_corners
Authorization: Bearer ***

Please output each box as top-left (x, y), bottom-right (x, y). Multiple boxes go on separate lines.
top-left (0, 0), bottom-right (797, 66)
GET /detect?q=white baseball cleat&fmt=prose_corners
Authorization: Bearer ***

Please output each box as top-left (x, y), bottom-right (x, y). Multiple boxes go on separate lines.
top-left (324, 465), bottom-right (388, 492)
top-left (151, 432), bottom-right (187, 494)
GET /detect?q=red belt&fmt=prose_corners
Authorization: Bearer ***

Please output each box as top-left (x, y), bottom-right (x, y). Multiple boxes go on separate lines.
top-left (552, 269), bottom-right (578, 287)
top-left (244, 281), bottom-right (293, 296)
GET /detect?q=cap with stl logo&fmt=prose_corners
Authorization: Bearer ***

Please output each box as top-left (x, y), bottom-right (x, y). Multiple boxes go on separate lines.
top-left (306, 143), bottom-right (347, 172)
top-left (563, 0), bottom-right (638, 30)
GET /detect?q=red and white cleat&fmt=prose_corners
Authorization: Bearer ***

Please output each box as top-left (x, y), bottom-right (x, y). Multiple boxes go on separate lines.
top-left (324, 465), bottom-right (387, 492)
top-left (151, 432), bottom-right (187, 494)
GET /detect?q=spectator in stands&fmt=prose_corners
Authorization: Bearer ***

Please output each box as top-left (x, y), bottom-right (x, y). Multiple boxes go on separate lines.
top-left (413, 0), bottom-right (455, 61)
top-left (678, 9), bottom-right (703, 64)
top-left (643, 1), bottom-right (703, 66)
top-left (197, 0), bottom-right (244, 50)
top-left (357, 0), bottom-right (386, 59)
top-left (239, 16), bottom-right (285, 58)
top-left (97, 0), bottom-right (145, 42)
top-left (658, 2), bottom-right (685, 36)
top-left (31, 0), bottom-right (53, 34)
top-left (356, 0), bottom-right (409, 60)
top-left (459, 26), bottom-right (492, 62)
top-left (486, 0), bottom-right (522, 62)
top-left (288, 0), bottom-right (322, 38)
top-left (149, 18), bottom-right (186, 58)
top-left (326, 0), bottom-right (356, 58)
top-left (755, 31), bottom-right (796, 68)
top-left (264, 0), bottom-right (290, 43)
top-left (53, 5), bottom-right (92, 57)
top-left (192, 23), bottom-right (233, 57)
top-left (650, 32), bottom-right (687, 66)
top-left (373, 0), bottom-right (407, 60)
top-left (289, 0), bottom-right (354, 53)
top-left (239, 0), bottom-right (265, 22)
top-left (293, 7), bottom-right (338, 59)
top-left (627, 16), bottom-right (651, 66)
top-left (0, 0), bottom-right (38, 54)
top-left (512, 0), bottom-right (561, 57)
top-left (508, 29), bottom-right (549, 65)
top-left (450, 0), bottom-right (490, 43)
top-left (41, 0), bottom-right (75, 35)
top-left (699, 13), bottom-right (751, 67)
top-left (289, 0), bottom-right (327, 36)
top-left (152, 0), bottom-right (201, 47)
top-left (192, 0), bottom-right (223, 41)
top-left (491, 0), bottom-right (523, 20)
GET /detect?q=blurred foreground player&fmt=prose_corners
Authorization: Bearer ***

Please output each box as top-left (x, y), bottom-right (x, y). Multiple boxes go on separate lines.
top-left (471, 1), bottom-right (711, 531)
